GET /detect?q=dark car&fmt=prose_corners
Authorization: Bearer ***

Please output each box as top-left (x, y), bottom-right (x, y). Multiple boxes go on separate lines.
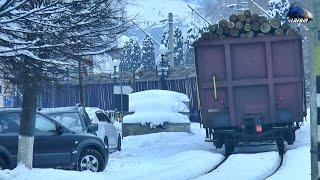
top-left (40, 106), bottom-right (109, 148)
top-left (0, 108), bottom-right (108, 172)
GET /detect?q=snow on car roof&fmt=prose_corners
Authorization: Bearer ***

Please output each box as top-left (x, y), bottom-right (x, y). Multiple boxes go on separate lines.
top-left (40, 106), bottom-right (81, 114)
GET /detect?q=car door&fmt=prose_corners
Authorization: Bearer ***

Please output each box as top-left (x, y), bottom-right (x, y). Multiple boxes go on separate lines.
top-left (33, 113), bottom-right (73, 168)
top-left (95, 112), bottom-right (118, 148)
top-left (0, 112), bottom-right (20, 166)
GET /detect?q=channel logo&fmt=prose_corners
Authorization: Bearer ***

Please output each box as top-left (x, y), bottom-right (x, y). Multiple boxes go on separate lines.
top-left (287, 2), bottom-right (313, 23)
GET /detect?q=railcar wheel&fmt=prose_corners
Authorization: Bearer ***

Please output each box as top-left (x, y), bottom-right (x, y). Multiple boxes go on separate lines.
top-left (276, 139), bottom-right (285, 155)
top-left (214, 137), bottom-right (224, 149)
top-left (285, 130), bottom-right (295, 145)
top-left (224, 140), bottom-right (235, 156)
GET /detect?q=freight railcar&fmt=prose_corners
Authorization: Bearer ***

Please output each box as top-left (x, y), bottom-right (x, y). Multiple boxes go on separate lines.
top-left (194, 35), bottom-right (306, 155)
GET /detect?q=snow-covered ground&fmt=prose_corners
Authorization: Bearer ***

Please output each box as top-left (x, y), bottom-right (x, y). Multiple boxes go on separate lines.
top-left (196, 152), bottom-right (281, 180)
top-left (0, 123), bottom-right (224, 180)
top-left (0, 111), bottom-right (311, 180)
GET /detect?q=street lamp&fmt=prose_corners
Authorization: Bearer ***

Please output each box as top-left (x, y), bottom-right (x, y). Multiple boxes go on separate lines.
top-left (156, 44), bottom-right (169, 90)
top-left (112, 59), bottom-right (120, 81)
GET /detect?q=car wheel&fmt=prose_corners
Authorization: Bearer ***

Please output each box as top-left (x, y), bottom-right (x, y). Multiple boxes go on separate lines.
top-left (117, 135), bottom-right (122, 151)
top-left (0, 157), bottom-right (7, 170)
top-left (78, 148), bottom-right (105, 172)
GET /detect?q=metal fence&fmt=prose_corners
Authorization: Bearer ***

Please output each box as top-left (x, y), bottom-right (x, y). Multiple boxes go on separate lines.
top-left (37, 77), bottom-right (198, 114)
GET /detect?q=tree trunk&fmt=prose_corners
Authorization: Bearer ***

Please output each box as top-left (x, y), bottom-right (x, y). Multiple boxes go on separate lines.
top-left (237, 14), bottom-right (246, 22)
top-left (251, 13), bottom-right (259, 22)
top-left (17, 86), bottom-right (37, 169)
top-left (270, 18), bottom-right (281, 29)
top-left (229, 14), bottom-right (238, 22)
top-left (251, 22), bottom-right (260, 31)
top-left (244, 10), bottom-right (251, 17)
top-left (219, 19), bottom-right (228, 29)
top-left (244, 23), bottom-right (252, 32)
top-left (227, 21), bottom-right (235, 29)
top-left (235, 21), bottom-right (244, 30)
top-left (260, 22), bottom-right (271, 33)
top-left (216, 27), bottom-right (224, 35)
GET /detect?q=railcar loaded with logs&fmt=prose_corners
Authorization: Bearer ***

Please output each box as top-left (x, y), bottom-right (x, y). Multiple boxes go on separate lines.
top-left (194, 11), bottom-right (306, 156)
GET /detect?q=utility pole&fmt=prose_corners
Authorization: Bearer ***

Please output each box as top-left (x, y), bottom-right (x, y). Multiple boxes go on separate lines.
top-left (309, 0), bottom-right (319, 179)
top-left (78, 58), bottom-right (85, 107)
top-left (168, 13), bottom-right (174, 68)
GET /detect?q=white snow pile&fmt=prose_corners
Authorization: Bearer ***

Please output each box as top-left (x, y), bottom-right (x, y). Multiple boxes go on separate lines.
top-left (123, 90), bottom-right (190, 126)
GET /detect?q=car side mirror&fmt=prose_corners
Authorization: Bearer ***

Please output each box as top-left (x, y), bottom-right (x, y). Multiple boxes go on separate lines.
top-left (89, 124), bottom-right (98, 132)
top-left (56, 124), bottom-right (64, 135)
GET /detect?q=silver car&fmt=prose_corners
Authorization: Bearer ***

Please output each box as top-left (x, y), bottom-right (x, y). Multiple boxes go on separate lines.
top-left (85, 107), bottom-right (122, 151)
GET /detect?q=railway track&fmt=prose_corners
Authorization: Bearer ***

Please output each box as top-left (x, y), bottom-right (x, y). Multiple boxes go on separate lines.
top-left (193, 150), bottom-right (284, 180)
top-left (206, 156), bottom-right (229, 174)
top-left (263, 154), bottom-right (284, 179)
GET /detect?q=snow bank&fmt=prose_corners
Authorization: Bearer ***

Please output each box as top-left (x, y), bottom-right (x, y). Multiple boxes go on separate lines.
top-left (128, 90), bottom-right (189, 113)
top-left (197, 152), bottom-right (281, 180)
top-left (124, 90), bottom-right (190, 126)
top-left (0, 164), bottom-right (108, 180)
top-left (267, 146), bottom-right (310, 180)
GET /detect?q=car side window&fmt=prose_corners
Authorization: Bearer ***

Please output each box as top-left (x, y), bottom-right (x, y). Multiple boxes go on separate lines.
top-left (96, 112), bottom-right (112, 123)
top-left (0, 112), bottom-right (20, 133)
top-left (35, 114), bottom-right (56, 133)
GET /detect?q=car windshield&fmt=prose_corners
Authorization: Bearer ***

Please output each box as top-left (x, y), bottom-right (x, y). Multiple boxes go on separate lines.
top-left (47, 112), bottom-right (83, 132)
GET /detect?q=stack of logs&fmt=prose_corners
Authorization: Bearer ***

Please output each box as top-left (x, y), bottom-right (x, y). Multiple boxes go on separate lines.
top-left (200, 10), bottom-right (297, 40)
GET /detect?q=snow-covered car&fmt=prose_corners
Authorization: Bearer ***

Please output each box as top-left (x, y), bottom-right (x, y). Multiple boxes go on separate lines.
top-left (86, 107), bottom-right (122, 151)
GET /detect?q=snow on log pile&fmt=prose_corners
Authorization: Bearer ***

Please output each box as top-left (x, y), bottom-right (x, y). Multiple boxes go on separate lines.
top-left (122, 90), bottom-right (190, 136)
top-left (199, 10), bottom-right (297, 41)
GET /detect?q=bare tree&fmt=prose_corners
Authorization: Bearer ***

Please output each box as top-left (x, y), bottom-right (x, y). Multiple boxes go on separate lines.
top-left (0, 0), bottom-right (128, 168)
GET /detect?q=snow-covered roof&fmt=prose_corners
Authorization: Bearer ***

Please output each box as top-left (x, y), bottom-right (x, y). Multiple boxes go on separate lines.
top-left (40, 106), bottom-right (80, 114)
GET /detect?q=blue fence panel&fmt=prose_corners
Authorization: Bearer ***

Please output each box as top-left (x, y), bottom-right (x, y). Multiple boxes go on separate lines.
top-left (33, 78), bottom-right (198, 112)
